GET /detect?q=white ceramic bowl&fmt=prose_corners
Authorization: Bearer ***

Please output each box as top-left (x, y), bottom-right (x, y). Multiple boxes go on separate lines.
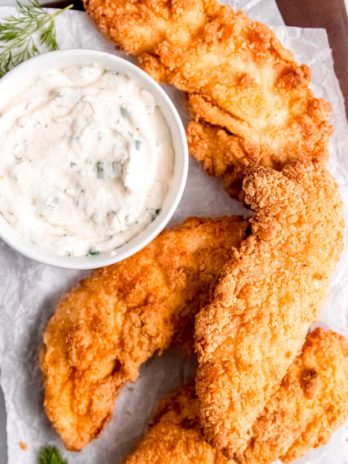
top-left (0, 49), bottom-right (188, 269)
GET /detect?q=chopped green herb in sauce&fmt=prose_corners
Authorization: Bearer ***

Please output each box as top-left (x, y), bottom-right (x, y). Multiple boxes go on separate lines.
top-left (147, 208), bottom-right (162, 221)
top-left (87, 248), bottom-right (100, 256)
top-left (96, 161), bottom-right (105, 179)
top-left (120, 106), bottom-right (129, 118)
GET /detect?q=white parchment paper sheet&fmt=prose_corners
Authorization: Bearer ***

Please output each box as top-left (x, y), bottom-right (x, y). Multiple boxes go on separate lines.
top-left (0, 1), bottom-right (347, 463)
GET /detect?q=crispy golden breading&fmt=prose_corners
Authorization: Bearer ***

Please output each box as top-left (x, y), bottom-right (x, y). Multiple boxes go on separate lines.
top-left (124, 329), bottom-right (348, 464)
top-left (187, 121), bottom-right (253, 198)
top-left (235, 328), bottom-right (348, 463)
top-left (83, 0), bottom-right (219, 55)
top-left (40, 216), bottom-right (247, 451)
top-left (124, 386), bottom-right (228, 464)
top-left (195, 162), bottom-right (344, 458)
top-left (139, 7), bottom-right (332, 176)
top-left (186, 93), bottom-right (331, 173)
top-left (187, 119), bottom-right (328, 198)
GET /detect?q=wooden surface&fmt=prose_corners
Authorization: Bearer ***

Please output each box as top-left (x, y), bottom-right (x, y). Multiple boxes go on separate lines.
top-left (277, 0), bottom-right (348, 116)
top-left (45, 0), bottom-right (348, 116)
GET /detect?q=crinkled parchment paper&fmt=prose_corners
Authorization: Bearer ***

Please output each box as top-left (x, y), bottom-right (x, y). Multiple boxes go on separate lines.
top-left (0, 1), bottom-right (347, 463)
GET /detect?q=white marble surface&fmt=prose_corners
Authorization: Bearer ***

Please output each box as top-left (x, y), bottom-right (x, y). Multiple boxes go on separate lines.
top-left (0, 2), bottom-right (348, 464)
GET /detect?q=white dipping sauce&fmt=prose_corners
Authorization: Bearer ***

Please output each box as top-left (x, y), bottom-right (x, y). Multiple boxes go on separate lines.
top-left (0, 64), bottom-right (175, 257)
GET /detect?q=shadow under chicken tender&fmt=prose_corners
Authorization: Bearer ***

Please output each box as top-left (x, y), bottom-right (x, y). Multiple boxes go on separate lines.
top-left (195, 161), bottom-right (344, 458)
top-left (40, 216), bottom-right (247, 451)
top-left (124, 329), bottom-right (348, 464)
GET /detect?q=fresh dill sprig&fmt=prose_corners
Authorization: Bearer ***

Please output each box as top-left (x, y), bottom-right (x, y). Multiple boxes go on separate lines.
top-left (38, 446), bottom-right (68, 464)
top-left (0, 0), bottom-right (73, 77)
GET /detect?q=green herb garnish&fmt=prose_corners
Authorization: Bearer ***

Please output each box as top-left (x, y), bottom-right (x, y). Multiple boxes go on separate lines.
top-left (0, 0), bottom-right (73, 78)
top-left (134, 139), bottom-right (141, 150)
top-left (96, 161), bottom-right (105, 179)
top-left (39, 446), bottom-right (67, 464)
top-left (120, 106), bottom-right (129, 118)
top-left (88, 248), bottom-right (100, 256)
top-left (147, 208), bottom-right (161, 221)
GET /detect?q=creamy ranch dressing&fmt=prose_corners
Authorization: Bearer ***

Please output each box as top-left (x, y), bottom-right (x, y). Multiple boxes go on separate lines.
top-left (0, 64), bottom-right (175, 256)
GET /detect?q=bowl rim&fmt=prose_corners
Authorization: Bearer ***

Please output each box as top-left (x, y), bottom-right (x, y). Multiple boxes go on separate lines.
top-left (0, 49), bottom-right (188, 269)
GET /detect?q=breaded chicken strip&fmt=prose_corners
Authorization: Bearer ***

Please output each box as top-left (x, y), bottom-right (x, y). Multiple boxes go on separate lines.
top-left (187, 120), bottom-right (327, 198)
top-left (195, 162), bottom-right (344, 458)
top-left (139, 7), bottom-right (332, 175)
top-left (187, 121), bottom-right (255, 198)
top-left (83, 0), bottom-right (220, 55)
top-left (235, 328), bottom-right (348, 463)
top-left (124, 329), bottom-right (348, 464)
top-left (124, 386), bottom-right (228, 464)
top-left (40, 216), bottom-right (248, 451)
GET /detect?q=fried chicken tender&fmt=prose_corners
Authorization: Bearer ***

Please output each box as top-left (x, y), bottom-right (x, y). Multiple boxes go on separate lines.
top-left (124, 329), bottom-right (348, 464)
top-left (236, 328), bottom-right (348, 463)
top-left (40, 216), bottom-right (248, 451)
top-left (195, 162), bottom-right (344, 458)
top-left (187, 119), bottom-right (328, 198)
top-left (187, 121), bottom-right (253, 197)
top-left (139, 6), bottom-right (332, 175)
top-left (124, 386), bottom-right (228, 464)
top-left (83, 0), bottom-right (220, 55)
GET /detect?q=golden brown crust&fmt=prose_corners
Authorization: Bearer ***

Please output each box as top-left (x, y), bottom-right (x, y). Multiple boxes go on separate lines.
top-left (187, 121), bottom-right (248, 198)
top-left (195, 162), bottom-right (344, 457)
top-left (235, 328), bottom-right (348, 463)
top-left (124, 329), bottom-right (348, 463)
top-left (187, 102), bottom-right (330, 197)
top-left (139, 8), bottom-right (332, 185)
top-left (281, 330), bottom-right (348, 462)
top-left (83, 0), bottom-right (218, 55)
top-left (40, 216), bottom-right (247, 451)
top-left (124, 386), bottom-right (229, 464)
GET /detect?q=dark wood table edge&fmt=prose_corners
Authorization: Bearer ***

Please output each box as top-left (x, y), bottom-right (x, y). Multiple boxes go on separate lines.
top-left (277, 0), bottom-right (348, 119)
